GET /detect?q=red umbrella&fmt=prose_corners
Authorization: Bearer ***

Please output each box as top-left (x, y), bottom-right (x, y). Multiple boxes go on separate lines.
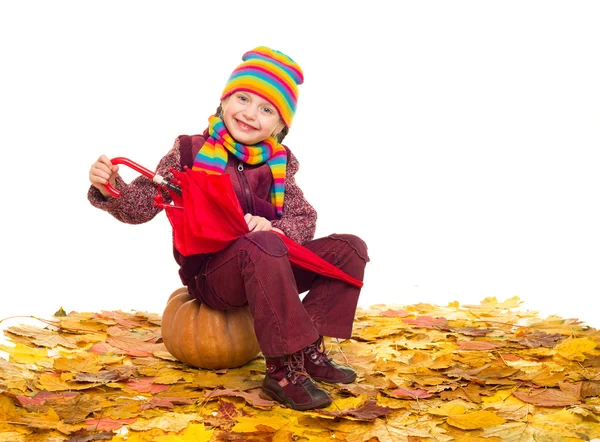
top-left (105, 158), bottom-right (363, 288)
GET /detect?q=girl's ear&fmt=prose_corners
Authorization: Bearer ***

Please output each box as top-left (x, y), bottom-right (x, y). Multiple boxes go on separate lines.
top-left (271, 121), bottom-right (285, 138)
top-left (219, 97), bottom-right (230, 117)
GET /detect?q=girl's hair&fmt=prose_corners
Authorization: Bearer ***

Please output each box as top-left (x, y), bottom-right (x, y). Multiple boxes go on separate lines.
top-left (214, 104), bottom-right (289, 144)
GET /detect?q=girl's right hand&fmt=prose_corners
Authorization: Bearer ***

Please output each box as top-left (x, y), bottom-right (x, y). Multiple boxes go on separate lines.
top-left (89, 155), bottom-right (119, 198)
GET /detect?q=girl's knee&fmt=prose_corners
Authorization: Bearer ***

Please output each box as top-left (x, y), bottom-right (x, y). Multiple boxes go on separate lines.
top-left (243, 230), bottom-right (288, 257)
top-left (329, 234), bottom-right (369, 262)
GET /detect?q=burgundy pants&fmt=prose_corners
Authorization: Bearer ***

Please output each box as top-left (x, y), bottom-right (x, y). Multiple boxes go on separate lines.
top-left (188, 232), bottom-right (369, 358)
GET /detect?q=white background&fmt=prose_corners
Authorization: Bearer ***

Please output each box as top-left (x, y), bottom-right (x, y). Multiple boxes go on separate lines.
top-left (1, 1), bottom-right (599, 331)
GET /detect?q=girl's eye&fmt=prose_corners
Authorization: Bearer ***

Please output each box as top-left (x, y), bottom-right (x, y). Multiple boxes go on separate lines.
top-left (238, 94), bottom-right (248, 102)
top-left (262, 107), bottom-right (273, 114)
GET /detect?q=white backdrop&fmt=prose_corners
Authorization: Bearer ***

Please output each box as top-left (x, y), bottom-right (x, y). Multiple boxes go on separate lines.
top-left (1, 1), bottom-right (599, 329)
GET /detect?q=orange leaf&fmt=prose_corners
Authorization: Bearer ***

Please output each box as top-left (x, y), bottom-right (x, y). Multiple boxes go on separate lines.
top-left (403, 316), bottom-right (450, 330)
top-left (388, 387), bottom-right (433, 399)
top-left (513, 383), bottom-right (581, 407)
top-left (125, 377), bottom-right (170, 393)
top-left (457, 340), bottom-right (501, 350)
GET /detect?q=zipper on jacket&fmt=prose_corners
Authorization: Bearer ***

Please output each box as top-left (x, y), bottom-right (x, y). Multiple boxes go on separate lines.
top-left (236, 160), bottom-right (253, 214)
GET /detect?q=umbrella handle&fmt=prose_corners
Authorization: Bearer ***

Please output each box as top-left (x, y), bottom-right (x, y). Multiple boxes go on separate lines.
top-left (103, 157), bottom-right (162, 198)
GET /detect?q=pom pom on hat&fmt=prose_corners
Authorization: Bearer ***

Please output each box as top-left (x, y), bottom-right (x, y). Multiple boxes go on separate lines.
top-left (221, 46), bottom-right (304, 128)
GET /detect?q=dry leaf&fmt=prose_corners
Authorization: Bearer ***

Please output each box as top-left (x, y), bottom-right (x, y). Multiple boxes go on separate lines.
top-left (446, 410), bottom-right (506, 429)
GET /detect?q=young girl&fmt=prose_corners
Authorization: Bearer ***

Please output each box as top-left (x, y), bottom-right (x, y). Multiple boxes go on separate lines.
top-left (88, 46), bottom-right (369, 411)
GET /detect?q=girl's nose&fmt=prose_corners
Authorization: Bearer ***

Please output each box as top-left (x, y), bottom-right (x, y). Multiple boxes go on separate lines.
top-left (243, 105), bottom-right (258, 120)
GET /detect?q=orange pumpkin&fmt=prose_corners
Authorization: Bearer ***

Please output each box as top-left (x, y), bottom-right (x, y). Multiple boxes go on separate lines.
top-left (161, 287), bottom-right (261, 369)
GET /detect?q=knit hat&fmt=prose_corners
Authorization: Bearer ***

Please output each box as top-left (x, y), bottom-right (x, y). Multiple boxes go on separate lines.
top-left (221, 46), bottom-right (304, 128)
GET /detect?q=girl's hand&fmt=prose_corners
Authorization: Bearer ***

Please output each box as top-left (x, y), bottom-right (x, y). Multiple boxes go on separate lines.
top-left (89, 155), bottom-right (119, 198)
top-left (244, 214), bottom-right (272, 232)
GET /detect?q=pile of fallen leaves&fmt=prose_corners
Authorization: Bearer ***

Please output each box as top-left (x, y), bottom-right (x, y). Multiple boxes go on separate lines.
top-left (1, 296), bottom-right (599, 441)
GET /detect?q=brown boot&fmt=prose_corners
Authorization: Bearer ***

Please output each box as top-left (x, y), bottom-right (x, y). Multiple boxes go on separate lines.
top-left (262, 351), bottom-right (332, 411)
top-left (303, 336), bottom-right (357, 384)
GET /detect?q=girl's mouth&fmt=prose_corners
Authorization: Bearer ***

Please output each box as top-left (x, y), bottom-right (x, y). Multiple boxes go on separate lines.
top-left (236, 119), bottom-right (256, 131)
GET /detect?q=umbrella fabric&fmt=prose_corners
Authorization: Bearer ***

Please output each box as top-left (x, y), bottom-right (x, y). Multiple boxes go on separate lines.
top-left (159, 168), bottom-right (363, 288)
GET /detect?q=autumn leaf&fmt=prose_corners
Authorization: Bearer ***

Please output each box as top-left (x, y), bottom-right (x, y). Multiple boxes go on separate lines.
top-left (54, 355), bottom-right (103, 373)
top-left (72, 365), bottom-right (136, 383)
top-left (387, 387), bottom-right (433, 400)
top-left (428, 401), bottom-right (468, 416)
top-left (140, 397), bottom-right (194, 410)
top-left (381, 309), bottom-right (410, 318)
top-left (16, 390), bottom-right (78, 407)
top-left (403, 315), bottom-right (450, 330)
top-left (441, 384), bottom-right (483, 403)
top-left (1, 300), bottom-right (599, 441)
top-left (84, 417), bottom-right (137, 431)
top-left (512, 382), bottom-right (582, 406)
top-left (446, 410), bottom-right (506, 430)
top-left (123, 377), bottom-right (170, 394)
top-left (128, 412), bottom-right (200, 432)
top-left (456, 327), bottom-right (494, 337)
top-left (205, 387), bottom-right (277, 408)
top-left (230, 407), bottom-right (295, 433)
top-left (457, 340), bottom-right (502, 350)
top-left (154, 423), bottom-right (214, 442)
top-left (65, 429), bottom-right (114, 441)
top-left (555, 337), bottom-right (597, 361)
top-left (36, 372), bottom-right (95, 392)
top-left (316, 400), bottom-right (392, 422)
top-left (105, 326), bottom-right (164, 357)
top-left (6, 324), bottom-right (78, 349)
top-left (511, 330), bottom-right (563, 348)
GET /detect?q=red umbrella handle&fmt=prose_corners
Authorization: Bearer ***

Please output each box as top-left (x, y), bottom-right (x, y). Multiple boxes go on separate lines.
top-left (103, 157), bottom-right (160, 198)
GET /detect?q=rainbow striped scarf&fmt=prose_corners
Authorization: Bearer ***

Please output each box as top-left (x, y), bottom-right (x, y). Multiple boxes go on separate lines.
top-left (192, 116), bottom-right (287, 215)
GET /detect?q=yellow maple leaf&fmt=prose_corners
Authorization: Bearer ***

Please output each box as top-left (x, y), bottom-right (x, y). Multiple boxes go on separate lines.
top-left (0, 343), bottom-right (48, 365)
top-left (129, 412), bottom-right (200, 433)
top-left (481, 389), bottom-right (523, 405)
top-left (555, 337), bottom-right (597, 361)
top-left (446, 410), bottom-right (506, 430)
top-left (231, 407), bottom-right (297, 433)
top-left (153, 368), bottom-right (195, 384)
top-left (325, 395), bottom-right (366, 411)
top-left (53, 354), bottom-right (103, 373)
top-left (0, 394), bottom-right (21, 418)
top-left (35, 373), bottom-right (95, 392)
top-left (155, 423), bottom-right (214, 441)
top-left (533, 409), bottom-right (581, 425)
top-left (58, 317), bottom-right (107, 333)
top-left (428, 401), bottom-right (467, 416)
top-left (112, 428), bottom-right (170, 441)
top-left (0, 432), bottom-right (28, 442)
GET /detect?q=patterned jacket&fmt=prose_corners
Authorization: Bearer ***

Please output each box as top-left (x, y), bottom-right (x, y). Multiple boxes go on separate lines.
top-left (88, 133), bottom-right (318, 284)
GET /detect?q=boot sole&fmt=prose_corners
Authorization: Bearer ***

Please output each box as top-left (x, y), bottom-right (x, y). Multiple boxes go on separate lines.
top-left (262, 385), bottom-right (332, 411)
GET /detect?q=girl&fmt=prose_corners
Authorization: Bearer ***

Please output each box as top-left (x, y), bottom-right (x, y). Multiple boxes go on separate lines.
top-left (88, 46), bottom-right (369, 411)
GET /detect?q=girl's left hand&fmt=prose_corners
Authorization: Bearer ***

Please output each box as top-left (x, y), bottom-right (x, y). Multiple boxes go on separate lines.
top-left (244, 214), bottom-right (272, 232)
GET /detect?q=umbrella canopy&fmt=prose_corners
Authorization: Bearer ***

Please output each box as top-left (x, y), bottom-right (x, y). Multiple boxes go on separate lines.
top-left (157, 168), bottom-right (363, 288)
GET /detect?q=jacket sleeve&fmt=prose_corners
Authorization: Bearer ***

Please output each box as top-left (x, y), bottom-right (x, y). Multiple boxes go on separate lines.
top-left (87, 137), bottom-right (182, 224)
top-left (271, 148), bottom-right (317, 245)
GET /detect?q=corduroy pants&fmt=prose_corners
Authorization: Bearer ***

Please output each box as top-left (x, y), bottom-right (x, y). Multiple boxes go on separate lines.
top-left (189, 231), bottom-right (369, 358)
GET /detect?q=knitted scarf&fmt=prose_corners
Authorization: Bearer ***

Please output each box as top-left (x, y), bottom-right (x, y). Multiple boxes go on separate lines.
top-left (192, 116), bottom-right (287, 215)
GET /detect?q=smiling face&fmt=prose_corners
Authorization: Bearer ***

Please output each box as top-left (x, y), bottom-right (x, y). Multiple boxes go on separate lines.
top-left (221, 91), bottom-right (284, 145)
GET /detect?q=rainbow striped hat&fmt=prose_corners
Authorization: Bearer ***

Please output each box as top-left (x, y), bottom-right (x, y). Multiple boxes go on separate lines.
top-left (221, 47), bottom-right (304, 128)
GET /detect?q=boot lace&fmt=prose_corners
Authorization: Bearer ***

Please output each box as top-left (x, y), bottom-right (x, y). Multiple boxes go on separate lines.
top-left (306, 336), bottom-right (331, 364)
top-left (284, 351), bottom-right (309, 384)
